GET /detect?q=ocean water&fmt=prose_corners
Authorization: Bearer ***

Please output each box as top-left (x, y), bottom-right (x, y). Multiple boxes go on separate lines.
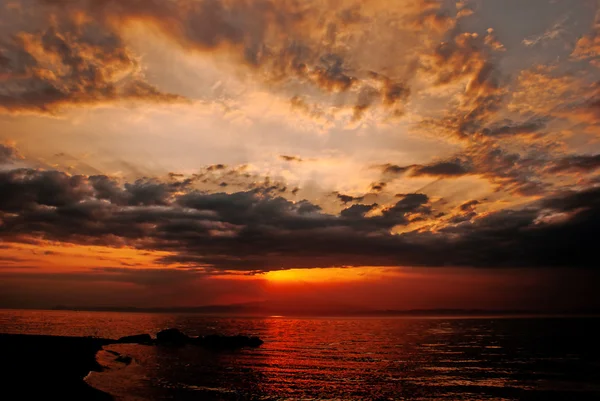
top-left (1, 310), bottom-right (599, 400)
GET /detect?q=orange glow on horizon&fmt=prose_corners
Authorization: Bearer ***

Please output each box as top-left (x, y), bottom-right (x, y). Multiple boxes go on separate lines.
top-left (264, 266), bottom-right (400, 283)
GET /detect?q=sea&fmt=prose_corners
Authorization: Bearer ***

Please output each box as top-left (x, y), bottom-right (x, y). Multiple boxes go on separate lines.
top-left (1, 310), bottom-right (599, 400)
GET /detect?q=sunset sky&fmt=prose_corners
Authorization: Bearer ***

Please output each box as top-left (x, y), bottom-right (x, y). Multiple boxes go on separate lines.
top-left (1, 0), bottom-right (600, 312)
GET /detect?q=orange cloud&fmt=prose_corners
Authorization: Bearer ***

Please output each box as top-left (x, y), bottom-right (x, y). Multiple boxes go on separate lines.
top-left (571, 10), bottom-right (600, 67)
top-left (0, 18), bottom-right (183, 114)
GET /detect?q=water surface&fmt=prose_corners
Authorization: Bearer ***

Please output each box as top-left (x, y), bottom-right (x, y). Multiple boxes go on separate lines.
top-left (1, 310), bottom-right (599, 400)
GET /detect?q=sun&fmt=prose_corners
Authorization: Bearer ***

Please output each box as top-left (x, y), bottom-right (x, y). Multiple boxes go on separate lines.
top-left (264, 266), bottom-right (394, 283)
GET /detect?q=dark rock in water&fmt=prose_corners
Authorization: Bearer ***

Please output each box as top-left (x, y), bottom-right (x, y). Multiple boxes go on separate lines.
top-left (154, 329), bottom-right (263, 349)
top-left (196, 334), bottom-right (264, 349)
top-left (246, 336), bottom-right (264, 347)
top-left (117, 333), bottom-right (152, 344)
top-left (156, 328), bottom-right (189, 346)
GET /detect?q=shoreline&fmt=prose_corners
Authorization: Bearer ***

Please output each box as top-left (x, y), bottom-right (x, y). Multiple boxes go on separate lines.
top-left (0, 329), bottom-right (263, 400)
top-left (0, 333), bottom-right (115, 400)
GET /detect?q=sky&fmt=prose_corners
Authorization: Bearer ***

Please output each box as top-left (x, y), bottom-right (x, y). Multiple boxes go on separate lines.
top-left (1, 0), bottom-right (600, 313)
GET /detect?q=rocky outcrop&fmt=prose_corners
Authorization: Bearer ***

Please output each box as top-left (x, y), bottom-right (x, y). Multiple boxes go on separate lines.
top-left (117, 334), bottom-right (152, 344)
top-left (112, 329), bottom-right (264, 349)
top-left (155, 328), bottom-right (264, 349)
top-left (195, 334), bottom-right (264, 349)
top-left (156, 328), bottom-right (189, 346)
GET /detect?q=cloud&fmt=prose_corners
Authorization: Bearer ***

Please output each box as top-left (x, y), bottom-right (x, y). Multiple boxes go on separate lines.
top-left (459, 200), bottom-right (479, 211)
top-left (484, 28), bottom-right (505, 52)
top-left (2, 162), bottom-right (600, 271)
top-left (418, 29), bottom-right (507, 140)
top-left (376, 159), bottom-right (472, 179)
top-left (376, 142), bottom-right (554, 197)
top-left (0, 144), bottom-right (22, 164)
top-left (549, 154), bottom-right (600, 173)
top-left (522, 15), bottom-right (571, 48)
top-left (24, 0), bottom-right (457, 120)
top-left (480, 119), bottom-right (547, 138)
top-left (0, 15), bottom-right (183, 114)
top-left (508, 65), bottom-right (599, 121)
top-left (571, 10), bottom-right (600, 66)
top-left (369, 181), bottom-right (387, 193)
top-left (379, 164), bottom-right (411, 176)
top-left (333, 192), bottom-right (365, 204)
top-left (3, 1), bottom-right (600, 278)
top-left (0, 165), bottom-right (422, 271)
top-left (411, 160), bottom-right (472, 177)
top-left (280, 155), bottom-right (303, 162)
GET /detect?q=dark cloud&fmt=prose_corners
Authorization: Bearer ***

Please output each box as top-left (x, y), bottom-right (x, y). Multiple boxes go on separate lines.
top-left (378, 77), bottom-right (411, 107)
top-left (0, 166), bottom-right (426, 271)
top-left (426, 187), bottom-right (600, 268)
top-left (481, 119), bottom-right (547, 138)
top-left (369, 182), bottom-right (387, 192)
top-left (280, 155), bottom-right (303, 162)
top-left (310, 54), bottom-right (357, 92)
top-left (0, 169), bottom-right (91, 212)
top-left (411, 161), bottom-right (472, 177)
top-left (549, 154), bottom-right (600, 174)
top-left (207, 164), bottom-right (228, 171)
top-left (377, 159), bottom-right (472, 179)
top-left (459, 200), bottom-right (480, 211)
top-left (379, 163), bottom-right (411, 176)
top-left (385, 194), bottom-right (430, 217)
top-left (89, 175), bottom-right (193, 206)
top-left (334, 192), bottom-right (365, 204)
top-left (2, 165), bottom-right (600, 271)
top-left (340, 204), bottom-right (376, 218)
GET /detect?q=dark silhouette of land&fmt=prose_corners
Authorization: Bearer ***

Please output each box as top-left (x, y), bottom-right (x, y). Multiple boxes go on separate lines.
top-left (1, 333), bottom-right (113, 400)
top-left (0, 329), bottom-right (263, 400)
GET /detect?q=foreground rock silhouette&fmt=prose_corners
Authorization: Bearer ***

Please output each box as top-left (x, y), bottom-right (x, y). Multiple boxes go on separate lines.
top-left (156, 327), bottom-right (189, 345)
top-left (116, 333), bottom-right (153, 344)
top-left (1, 329), bottom-right (263, 400)
top-left (115, 328), bottom-right (264, 348)
top-left (154, 328), bottom-right (264, 348)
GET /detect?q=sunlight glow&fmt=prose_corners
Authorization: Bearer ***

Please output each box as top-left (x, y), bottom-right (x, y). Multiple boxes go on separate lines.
top-left (264, 266), bottom-right (399, 283)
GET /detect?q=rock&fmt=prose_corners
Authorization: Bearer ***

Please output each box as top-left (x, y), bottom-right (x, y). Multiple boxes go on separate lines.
top-left (136, 328), bottom-right (264, 349)
top-left (117, 333), bottom-right (153, 344)
top-left (197, 334), bottom-right (264, 349)
top-left (156, 328), bottom-right (189, 346)
top-left (246, 336), bottom-right (264, 347)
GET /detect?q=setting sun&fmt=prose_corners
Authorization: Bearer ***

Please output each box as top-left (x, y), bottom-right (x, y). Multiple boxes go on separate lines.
top-left (264, 267), bottom-right (396, 283)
